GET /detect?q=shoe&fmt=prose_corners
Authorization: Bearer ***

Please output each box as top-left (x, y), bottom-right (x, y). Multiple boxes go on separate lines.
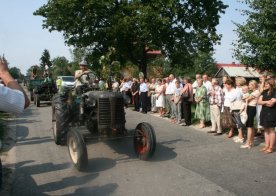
top-left (240, 144), bottom-right (251, 149)
top-left (234, 137), bottom-right (244, 143)
top-left (207, 130), bottom-right (216, 133)
top-left (264, 148), bottom-right (274, 154)
top-left (180, 122), bottom-right (186, 126)
top-left (176, 121), bottom-right (181, 124)
top-left (214, 133), bottom-right (222, 136)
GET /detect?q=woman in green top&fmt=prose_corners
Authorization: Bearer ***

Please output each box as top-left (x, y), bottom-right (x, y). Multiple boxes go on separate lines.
top-left (194, 79), bottom-right (210, 128)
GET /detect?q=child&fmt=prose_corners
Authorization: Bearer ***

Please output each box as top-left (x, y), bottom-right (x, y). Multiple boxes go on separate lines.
top-left (171, 80), bottom-right (183, 124)
top-left (240, 85), bottom-right (249, 125)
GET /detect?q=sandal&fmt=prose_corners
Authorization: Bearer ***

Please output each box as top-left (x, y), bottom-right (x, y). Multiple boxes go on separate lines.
top-left (260, 147), bottom-right (269, 152)
top-left (264, 148), bottom-right (274, 154)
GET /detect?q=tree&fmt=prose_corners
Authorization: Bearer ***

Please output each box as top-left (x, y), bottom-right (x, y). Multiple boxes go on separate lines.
top-left (234, 0), bottom-right (276, 72)
top-left (51, 56), bottom-right (70, 77)
top-left (9, 67), bottom-right (21, 79)
top-left (34, 0), bottom-right (227, 77)
top-left (40, 49), bottom-right (52, 68)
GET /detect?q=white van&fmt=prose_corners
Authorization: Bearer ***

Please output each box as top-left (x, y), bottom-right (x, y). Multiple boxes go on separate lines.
top-left (59, 76), bottom-right (75, 89)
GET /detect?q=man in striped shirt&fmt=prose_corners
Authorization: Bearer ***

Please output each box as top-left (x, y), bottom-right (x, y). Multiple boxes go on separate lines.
top-left (208, 78), bottom-right (223, 136)
top-left (0, 57), bottom-right (30, 114)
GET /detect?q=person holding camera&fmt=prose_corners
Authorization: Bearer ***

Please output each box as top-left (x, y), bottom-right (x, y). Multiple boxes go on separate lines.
top-left (0, 57), bottom-right (30, 114)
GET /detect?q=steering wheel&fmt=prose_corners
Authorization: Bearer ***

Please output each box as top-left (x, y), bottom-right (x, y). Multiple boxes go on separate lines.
top-left (78, 71), bottom-right (94, 84)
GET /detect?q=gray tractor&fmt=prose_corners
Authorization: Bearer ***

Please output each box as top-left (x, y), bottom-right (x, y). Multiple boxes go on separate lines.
top-left (51, 72), bottom-right (156, 171)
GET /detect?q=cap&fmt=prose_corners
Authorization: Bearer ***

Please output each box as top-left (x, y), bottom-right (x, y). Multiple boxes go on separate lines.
top-left (79, 60), bottom-right (88, 66)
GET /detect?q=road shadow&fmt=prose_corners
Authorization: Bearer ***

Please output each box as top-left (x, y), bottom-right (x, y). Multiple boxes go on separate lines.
top-left (16, 125), bottom-right (29, 140)
top-left (11, 160), bottom-right (99, 196)
top-left (65, 183), bottom-right (118, 196)
top-left (85, 157), bottom-right (116, 173)
top-left (16, 136), bottom-right (52, 146)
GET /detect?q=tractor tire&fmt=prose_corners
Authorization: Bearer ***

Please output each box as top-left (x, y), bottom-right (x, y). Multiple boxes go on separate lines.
top-left (52, 94), bottom-right (70, 145)
top-left (67, 128), bottom-right (88, 171)
top-left (133, 122), bottom-right (156, 160)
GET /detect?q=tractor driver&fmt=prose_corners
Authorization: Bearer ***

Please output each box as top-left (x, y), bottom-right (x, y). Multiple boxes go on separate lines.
top-left (75, 60), bottom-right (91, 95)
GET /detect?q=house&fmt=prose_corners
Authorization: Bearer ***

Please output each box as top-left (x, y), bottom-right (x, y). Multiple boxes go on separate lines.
top-left (214, 62), bottom-right (260, 80)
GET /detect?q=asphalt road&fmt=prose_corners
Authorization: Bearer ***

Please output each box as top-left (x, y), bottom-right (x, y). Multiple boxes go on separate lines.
top-left (8, 101), bottom-right (276, 196)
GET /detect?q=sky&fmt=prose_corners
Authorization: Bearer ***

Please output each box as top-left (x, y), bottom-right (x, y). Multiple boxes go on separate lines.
top-left (0, 0), bottom-right (248, 75)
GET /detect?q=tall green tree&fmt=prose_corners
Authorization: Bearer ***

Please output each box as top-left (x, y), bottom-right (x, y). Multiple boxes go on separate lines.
top-left (9, 67), bottom-right (21, 79)
top-left (234, 0), bottom-right (276, 72)
top-left (34, 0), bottom-right (227, 77)
top-left (51, 56), bottom-right (71, 77)
top-left (40, 49), bottom-right (52, 68)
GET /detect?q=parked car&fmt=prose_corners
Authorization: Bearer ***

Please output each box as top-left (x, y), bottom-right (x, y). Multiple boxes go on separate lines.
top-left (59, 76), bottom-right (75, 89)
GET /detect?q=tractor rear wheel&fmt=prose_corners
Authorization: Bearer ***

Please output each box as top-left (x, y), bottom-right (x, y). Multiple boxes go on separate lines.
top-left (52, 95), bottom-right (70, 145)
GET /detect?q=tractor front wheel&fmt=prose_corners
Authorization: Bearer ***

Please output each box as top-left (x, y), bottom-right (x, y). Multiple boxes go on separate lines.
top-left (67, 128), bottom-right (88, 171)
top-left (133, 122), bottom-right (156, 160)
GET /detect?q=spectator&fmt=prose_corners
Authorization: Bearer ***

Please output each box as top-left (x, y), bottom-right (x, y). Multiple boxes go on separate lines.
top-left (235, 76), bottom-right (246, 96)
top-left (119, 78), bottom-right (131, 108)
top-left (181, 77), bottom-right (193, 126)
top-left (165, 74), bottom-right (177, 118)
top-left (155, 79), bottom-right (165, 116)
top-left (194, 79), bottom-right (210, 128)
top-left (99, 78), bottom-right (105, 90)
top-left (131, 78), bottom-right (140, 112)
top-left (145, 78), bottom-right (151, 111)
top-left (241, 80), bottom-right (260, 149)
top-left (171, 80), bottom-right (183, 124)
top-left (222, 79), bottom-right (243, 141)
top-left (256, 73), bottom-right (267, 136)
top-left (203, 74), bottom-right (212, 96)
top-left (149, 78), bottom-right (157, 112)
top-left (221, 76), bottom-right (230, 88)
top-left (112, 78), bottom-right (119, 92)
top-left (139, 77), bottom-right (148, 114)
top-left (0, 56), bottom-right (30, 113)
top-left (258, 79), bottom-right (276, 153)
top-left (192, 74), bottom-right (201, 95)
top-left (207, 78), bottom-right (223, 135)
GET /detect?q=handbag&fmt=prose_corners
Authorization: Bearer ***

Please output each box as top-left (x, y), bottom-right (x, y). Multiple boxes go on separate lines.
top-left (181, 86), bottom-right (190, 99)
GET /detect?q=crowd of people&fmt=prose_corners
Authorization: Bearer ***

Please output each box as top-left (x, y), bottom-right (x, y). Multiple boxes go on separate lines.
top-left (113, 72), bottom-right (276, 153)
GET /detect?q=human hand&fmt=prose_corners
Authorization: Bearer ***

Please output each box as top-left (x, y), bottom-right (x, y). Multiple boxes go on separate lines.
top-left (0, 56), bottom-right (9, 76)
top-left (266, 100), bottom-right (275, 107)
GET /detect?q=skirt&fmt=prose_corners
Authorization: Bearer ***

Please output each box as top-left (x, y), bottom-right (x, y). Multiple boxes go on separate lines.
top-left (246, 106), bottom-right (256, 128)
top-left (221, 106), bottom-right (236, 130)
top-left (156, 94), bottom-right (164, 108)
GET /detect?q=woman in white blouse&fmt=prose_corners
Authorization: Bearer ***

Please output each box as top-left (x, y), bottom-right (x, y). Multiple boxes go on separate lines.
top-left (223, 79), bottom-right (243, 141)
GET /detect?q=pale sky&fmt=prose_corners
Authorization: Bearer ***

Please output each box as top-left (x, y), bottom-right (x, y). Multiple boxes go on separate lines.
top-left (0, 0), bottom-right (248, 75)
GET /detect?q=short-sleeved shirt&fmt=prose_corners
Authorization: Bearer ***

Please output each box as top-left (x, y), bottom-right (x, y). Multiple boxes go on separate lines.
top-left (139, 82), bottom-right (148, 92)
top-left (248, 90), bottom-right (260, 106)
top-left (0, 86), bottom-right (25, 114)
top-left (75, 70), bottom-right (90, 87)
top-left (224, 88), bottom-right (242, 107)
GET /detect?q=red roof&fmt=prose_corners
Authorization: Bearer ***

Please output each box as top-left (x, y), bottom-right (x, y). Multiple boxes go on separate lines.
top-left (216, 62), bottom-right (245, 69)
